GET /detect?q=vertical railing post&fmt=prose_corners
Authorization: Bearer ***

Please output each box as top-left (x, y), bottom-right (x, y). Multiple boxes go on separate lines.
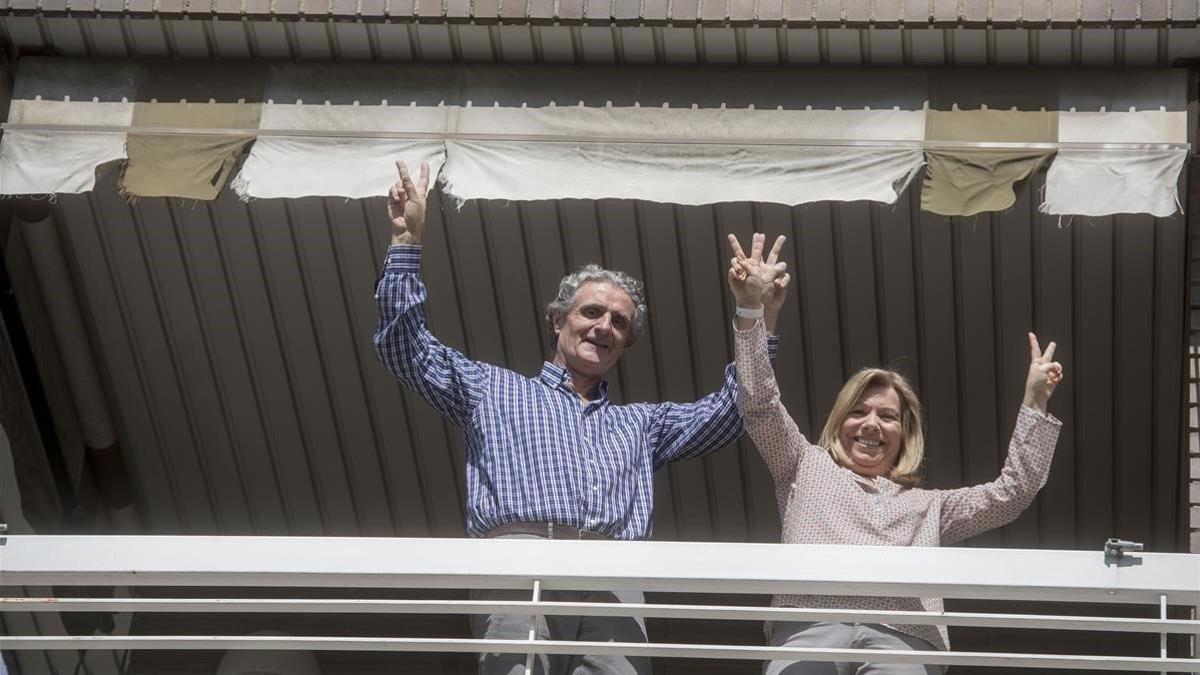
top-left (524, 579), bottom-right (542, 675)
top-left (1159, 594), bottom-right (1167, 675)
top-left (1193, 601), bottom-right (1200, 666)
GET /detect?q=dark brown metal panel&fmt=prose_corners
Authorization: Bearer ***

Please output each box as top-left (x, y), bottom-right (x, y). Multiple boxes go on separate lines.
top-left (872, 194), bottom-right (921, 386)
top-left (913, 211), bottom-right (964, 491)
top-left (207, 193), bottom-right (328, 536)
top-left (952, 210), bottom-right (1003, 548)
top-left (131, 196), bottom-right (258, 533)
top-left (289, 197), bottom-right (398, 537)
top-left (993, 183), bottom-right (1039, 548)
top-left (689, 203), bottom-right (750, 543)
top-left (1114, 213), bottom-right (1158, 540)
top-left (1032, 190), bottom-right (1079, 549)
top-left (633, 198), bottom-right (700, 535)
top-left (131, 197), bottom-right (258, 534)
top-left (442, 201), bottom-right (515, 367)
top-left (475, 201), bottom-right (545, 379)
top-left (644, 204), bottom-right (714, 541)
top-left (512, 204), bottom-right (567, 339)
top-left (1151, 206), bottom-right (1188, 551)
top-left (331, 197), bottom-right (434, 537)
top-left (834, 201), bottom-right (882, 372)
top-left (93, 184), bottom-right (222, 532)
top-left (246, 199), bottom-right (361, 534)
top-left (794, 204), bottom-right (847, 426)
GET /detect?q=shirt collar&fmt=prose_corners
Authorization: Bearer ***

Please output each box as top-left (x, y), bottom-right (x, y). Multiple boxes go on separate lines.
top-left (847, 467), bottom-right (898, 493)
top-left (539, 362), bottom-right (609, 403)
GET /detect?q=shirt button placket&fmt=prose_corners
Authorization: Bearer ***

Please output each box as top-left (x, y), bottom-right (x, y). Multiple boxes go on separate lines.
top-left (584, 414), bottom-right (601, 528)
top-left (580, 408), bottom-right (593, 517)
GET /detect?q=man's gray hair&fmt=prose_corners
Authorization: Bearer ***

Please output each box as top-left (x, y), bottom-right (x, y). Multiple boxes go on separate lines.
top-left (545, 264), bottom-right (647, 347)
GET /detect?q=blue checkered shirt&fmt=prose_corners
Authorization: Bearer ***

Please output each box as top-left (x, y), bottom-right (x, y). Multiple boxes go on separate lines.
top-left (374, 245), bottom-right (778, 540)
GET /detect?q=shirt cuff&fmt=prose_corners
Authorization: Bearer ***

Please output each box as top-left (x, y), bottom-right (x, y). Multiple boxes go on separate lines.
top-left (385, 244), bottom-right (423, 273)
top-left (1019, 403), bottom-right (1062, 427)
top-left (767, 333), bottom-right (780, 359)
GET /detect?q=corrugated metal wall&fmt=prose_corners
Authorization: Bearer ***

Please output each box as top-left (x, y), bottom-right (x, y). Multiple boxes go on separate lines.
top-left (25, 166), bottom-right (1188, 675)
top-left (43, 168), bottom-right (1190, 552)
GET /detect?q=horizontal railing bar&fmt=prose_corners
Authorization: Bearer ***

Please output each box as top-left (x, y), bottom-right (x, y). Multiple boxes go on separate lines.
top-left (3, 636), bottom-right (1198, 671)
top-left (3, 598), bottom-right (1197, 635)
top-left (5, 537), bottom-right (1196, 606)
top-left (0, 123), bottom-right (1191, 151)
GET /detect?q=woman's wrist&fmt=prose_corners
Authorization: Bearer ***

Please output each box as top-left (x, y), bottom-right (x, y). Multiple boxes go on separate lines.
top-left (1022, 393), bottom-right (1048, 413)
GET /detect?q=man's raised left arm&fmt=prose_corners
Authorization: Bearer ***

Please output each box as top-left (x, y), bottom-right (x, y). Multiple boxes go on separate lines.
top-left (648, 233), bottom-right (789, 467)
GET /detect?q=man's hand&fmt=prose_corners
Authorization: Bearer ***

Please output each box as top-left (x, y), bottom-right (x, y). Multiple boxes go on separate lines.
top-left (1022, 332), bottom-right (1063, 413)
top-left (388, 160), bottom-right (431, 246)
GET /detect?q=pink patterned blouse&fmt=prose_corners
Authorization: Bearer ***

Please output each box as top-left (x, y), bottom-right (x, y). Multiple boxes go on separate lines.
top-left (734, 320), bottom-right (1062, 651)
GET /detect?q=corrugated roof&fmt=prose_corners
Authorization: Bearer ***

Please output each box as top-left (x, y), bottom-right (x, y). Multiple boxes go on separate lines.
top-left (4, 16), bottom-right (1198, 66)
top-left (2, 0), bottom-right (1198, 27)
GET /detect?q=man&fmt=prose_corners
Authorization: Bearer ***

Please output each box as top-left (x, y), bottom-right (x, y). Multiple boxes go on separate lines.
top-left (374, 161), bottom-right (787, 675)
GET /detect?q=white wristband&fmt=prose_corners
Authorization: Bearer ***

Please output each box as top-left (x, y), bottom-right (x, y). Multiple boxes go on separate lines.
top-left (735, 305), bottom-right (764, 319)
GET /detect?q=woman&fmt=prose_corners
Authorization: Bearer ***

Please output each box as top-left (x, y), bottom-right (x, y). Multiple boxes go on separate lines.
top-left (727, 233), bottom-right (1064, 674)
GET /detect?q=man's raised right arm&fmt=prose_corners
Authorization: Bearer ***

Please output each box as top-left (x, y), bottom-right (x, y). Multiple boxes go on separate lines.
top-left (373, 160), bottom-right (487, 428)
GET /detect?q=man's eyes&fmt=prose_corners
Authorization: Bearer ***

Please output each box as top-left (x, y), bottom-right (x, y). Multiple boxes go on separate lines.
top-left (578, 307), bottom-right (631, 329)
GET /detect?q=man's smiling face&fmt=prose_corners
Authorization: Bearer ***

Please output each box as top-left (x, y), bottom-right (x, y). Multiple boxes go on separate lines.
top-left (552, 280), bottom-right (635, 382)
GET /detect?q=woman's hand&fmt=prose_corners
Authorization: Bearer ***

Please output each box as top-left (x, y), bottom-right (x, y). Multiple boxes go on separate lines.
top-left (727, 232), bottom-right (788, 310)
top-left (1023, 332), bottom-right (1063, 413)
top-left (762, 271), bottom-right (791, 334)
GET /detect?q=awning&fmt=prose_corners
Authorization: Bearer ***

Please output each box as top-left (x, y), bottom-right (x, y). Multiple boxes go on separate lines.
top-left (1, 60), bottom-right (1190, 217)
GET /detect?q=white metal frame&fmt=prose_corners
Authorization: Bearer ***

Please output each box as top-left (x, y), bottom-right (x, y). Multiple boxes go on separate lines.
top-left (1, 122), bottom-right (1191, 151)
top-left (2, 536), bottom-right (1198, 672)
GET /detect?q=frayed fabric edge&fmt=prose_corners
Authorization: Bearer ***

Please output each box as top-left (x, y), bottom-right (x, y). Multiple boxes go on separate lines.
top-left (229, 171), bottom-right (253, 203)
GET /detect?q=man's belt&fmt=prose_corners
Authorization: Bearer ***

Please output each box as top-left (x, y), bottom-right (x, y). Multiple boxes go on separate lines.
top-left (483, 522), bottom-right (610, 540)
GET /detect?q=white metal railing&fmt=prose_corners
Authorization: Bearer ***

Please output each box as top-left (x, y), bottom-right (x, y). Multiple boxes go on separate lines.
top-left (1, 535), bottom-right (1198, 672)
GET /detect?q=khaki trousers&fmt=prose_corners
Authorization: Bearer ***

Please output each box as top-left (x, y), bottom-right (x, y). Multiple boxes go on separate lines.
top-left (765, 621), bottom-right (945, 675)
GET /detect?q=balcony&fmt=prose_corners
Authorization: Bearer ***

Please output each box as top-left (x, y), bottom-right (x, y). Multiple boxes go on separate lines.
top-left (2, 535), bottom-right (1198, 673)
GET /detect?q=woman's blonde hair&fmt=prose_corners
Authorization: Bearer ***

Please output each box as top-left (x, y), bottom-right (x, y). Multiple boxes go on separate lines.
top-left (817, 368), bottom-right (926, 487)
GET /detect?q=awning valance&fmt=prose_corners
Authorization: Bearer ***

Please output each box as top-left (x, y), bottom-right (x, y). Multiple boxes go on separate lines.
top-left (2, 101), bottom-right (1188, 217)
top-left (2, 60), bottom-right (1189, 218)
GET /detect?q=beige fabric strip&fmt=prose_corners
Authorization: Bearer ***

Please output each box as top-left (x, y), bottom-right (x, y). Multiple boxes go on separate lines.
top-left (121, 103), bottom-right (262, 200)
top-left (921, 150), bottom-right (1052, 216)
top-left (925, 109), bottom-right (1059, 143)
top-left (921, 110), bottom-right (1057, 216)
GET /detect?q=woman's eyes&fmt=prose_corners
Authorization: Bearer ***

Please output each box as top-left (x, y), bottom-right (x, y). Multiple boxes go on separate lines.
top-left (850, 410), bottom-right (900, 422)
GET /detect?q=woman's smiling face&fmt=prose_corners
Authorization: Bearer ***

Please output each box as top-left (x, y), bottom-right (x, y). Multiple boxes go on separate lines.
top-left (838, 383), bottom-right (904, 478)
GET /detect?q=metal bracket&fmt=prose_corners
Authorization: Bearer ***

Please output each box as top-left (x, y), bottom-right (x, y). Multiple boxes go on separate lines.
top-left (1104, 538), bottom-right (1143, 567)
